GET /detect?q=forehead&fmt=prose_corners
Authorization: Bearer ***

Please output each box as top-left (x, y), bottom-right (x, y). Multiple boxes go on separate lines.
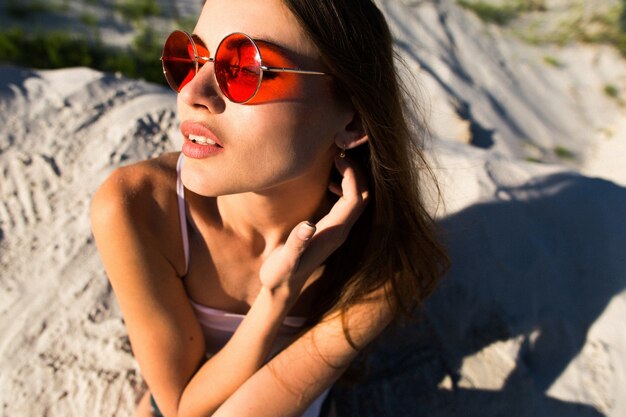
top-left (195, 0), bottom-right (320, 61)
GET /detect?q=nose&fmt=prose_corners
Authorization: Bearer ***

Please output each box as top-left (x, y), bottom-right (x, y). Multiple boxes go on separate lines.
top-left (178, 63), bottom-right (226, 113)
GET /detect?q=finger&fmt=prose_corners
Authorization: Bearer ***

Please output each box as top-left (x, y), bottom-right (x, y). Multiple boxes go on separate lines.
top-left (259, 221), bottom-right (316, 290)
top-left (316, 157), bottom-right (368, 233)
top-left (294, 221), bottom-right (316, 244)
top-left (296, 160), bottom-right (370, 272)
top-left (276, 221), bottom-right (316, 270)
top-left (335, 155), bottom-right (369, 201)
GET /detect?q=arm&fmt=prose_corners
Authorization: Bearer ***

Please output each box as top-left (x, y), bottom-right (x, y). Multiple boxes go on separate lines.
top-left (91, 163), bottom-right (207, 417)
top-left (91, 155), bottom-right (370, 417)
top-left (91, 164), bottom-right (319, 417)
top-left (214, 288), bottom-right (394, 417)
top-left (176, 221), bottom-right (318, 416)
top-left (213, 154), bottom-right (384, 416)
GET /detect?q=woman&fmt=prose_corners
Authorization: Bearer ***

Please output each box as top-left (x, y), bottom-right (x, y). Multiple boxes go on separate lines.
top-left (91, 0), bottom-right (449, 416)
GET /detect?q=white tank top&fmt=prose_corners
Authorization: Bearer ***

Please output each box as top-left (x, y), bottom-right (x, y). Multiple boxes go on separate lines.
top-left (175, 153), bottom-right (330, 417)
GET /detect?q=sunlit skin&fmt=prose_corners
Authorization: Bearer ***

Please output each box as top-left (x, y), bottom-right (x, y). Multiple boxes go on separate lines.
top-left (179, 0), bottom-right (351, 198)
top-left (91, 0), bottom-right (391, 416)
top-left (177, 0), bottom-right (364, 314)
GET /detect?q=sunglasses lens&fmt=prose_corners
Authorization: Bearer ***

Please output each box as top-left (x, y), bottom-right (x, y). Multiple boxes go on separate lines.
top-left (215, 33), bottom-right (262, 103)
top-left (162, 31), bottom-right (197, 92)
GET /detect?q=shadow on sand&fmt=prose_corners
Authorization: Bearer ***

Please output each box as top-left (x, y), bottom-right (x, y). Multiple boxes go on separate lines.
top-left (0, 65), bottom-right (40, 99)
top-left (334, 172), bottom-right (626, 417)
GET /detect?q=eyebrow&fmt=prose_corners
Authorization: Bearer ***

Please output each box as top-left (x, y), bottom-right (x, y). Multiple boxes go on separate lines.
top-left (192, 32), bottom-right (318, 68)
top-left (191, 33), bottom-right (289, 53)
top-left (253, 37), bottom-right (295, 57)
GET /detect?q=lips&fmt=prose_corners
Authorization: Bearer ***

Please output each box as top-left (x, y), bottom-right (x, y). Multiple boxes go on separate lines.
top-left (180, 120), bottom-right (224, 159)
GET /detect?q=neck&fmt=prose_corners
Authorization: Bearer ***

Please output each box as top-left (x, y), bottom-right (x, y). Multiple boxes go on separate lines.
top-left (216, 177), bottom-right (332, 254)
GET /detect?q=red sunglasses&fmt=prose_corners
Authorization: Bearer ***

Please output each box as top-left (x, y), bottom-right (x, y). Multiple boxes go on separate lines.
top-left (161, 30), bottom-right (328, 104)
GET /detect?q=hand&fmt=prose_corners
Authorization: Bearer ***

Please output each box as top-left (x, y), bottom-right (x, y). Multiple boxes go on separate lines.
top-left (259, 155), bottom-right (369, 300)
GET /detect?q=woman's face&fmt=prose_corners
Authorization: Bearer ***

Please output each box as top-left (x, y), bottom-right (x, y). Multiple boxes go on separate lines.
top-left (177, 0), bottom-right (353, 198)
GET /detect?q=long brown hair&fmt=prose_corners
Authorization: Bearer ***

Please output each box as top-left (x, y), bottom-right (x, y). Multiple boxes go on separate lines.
top-left (283, 0), bottom-right (450, 339)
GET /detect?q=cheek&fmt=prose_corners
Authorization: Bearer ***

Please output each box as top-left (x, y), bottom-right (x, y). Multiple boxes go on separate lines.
top-left (233, 106), bottom-right (336, 179)
top-left (252, 104), bottom-right (337, 156)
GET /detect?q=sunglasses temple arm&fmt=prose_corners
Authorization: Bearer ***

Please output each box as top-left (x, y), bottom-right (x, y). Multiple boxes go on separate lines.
top-left (160, 56), bottom-right (214, 64)
top-left (261, 66), bottom-right (327, 76)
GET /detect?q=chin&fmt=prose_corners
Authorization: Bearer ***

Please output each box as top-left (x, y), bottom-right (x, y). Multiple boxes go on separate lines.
top-left (182, 178), bottom-right (241, 198)
top-left (181, 171), bottom-right (270, 198)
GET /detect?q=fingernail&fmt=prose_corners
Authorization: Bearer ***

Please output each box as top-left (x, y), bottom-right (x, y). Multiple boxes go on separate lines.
top-left (298, 222), bottom-right (316, 240)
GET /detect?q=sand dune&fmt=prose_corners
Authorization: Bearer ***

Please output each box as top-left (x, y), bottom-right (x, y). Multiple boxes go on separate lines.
top-left (338, 141), bottom-right (626, 416)
top-left (1, 64), bottom-right (625, 416)
top-left (381, 0), bottom-right (626, 186)
top-left (1, 1), bottom-right (625, 416)
top-left (0, 66), bottom-right (178, 416)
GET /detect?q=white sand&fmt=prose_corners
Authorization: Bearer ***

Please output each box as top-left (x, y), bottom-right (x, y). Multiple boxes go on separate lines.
top-left (382, 0), bottom-right (626, 185)
top-left (0, 66), bottom-right (178, 416)
top-left (1, 1), bottom-right (625, 416)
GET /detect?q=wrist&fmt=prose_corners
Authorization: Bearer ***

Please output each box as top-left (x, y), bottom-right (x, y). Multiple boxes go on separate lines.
top-left (257, 284), bottom-right (297, 310)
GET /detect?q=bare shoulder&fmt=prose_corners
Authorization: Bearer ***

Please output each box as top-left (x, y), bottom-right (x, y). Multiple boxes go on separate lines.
top-left (92, 152), bottom-right (179, 210)
top-left (90, 152), bottom-right (185, 277)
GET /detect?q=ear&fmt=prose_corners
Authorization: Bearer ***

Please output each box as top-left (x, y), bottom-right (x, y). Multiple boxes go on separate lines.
top-left (335, 113), bottom-right (368, 150)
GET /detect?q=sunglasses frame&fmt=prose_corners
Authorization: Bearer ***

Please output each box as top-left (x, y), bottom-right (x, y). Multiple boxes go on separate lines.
top-left (161, 30), bottom-right (328, 103)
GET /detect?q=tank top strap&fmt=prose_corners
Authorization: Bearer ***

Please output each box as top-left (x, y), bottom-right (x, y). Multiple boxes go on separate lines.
top-left (176, 153), bottom-right (190, 276)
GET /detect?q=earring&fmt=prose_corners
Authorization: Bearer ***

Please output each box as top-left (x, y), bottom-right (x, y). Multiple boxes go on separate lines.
top-left (339, 144), bottom-right (346, 159)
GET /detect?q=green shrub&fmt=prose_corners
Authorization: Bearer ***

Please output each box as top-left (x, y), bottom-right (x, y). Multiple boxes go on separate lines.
top-left (456, 0), bottom-right (546, 25)
top-left (457, 0), bottom-right (521, 25)
top-left (0, 29), bottom-right (22, 62)
top-left (529, 2), bottom-right (626, 57)
top-left (5, 0), bottom-right (60, 19)
top-left (554, 145), bottom-right (576, 160)
top-left (0, 29), bottom-right (91, 68)
top-left (542, 55), bottom-right (563, 67)
top-left (176, 16), bottom-right (198, 33)
top-left (523, 0), bottom-right (547, 12)
top-left (0, 27), bottom-right (167, 86)
top-left (604, 84), bottom-right (620, 98)
top-left (128, 26), bottom-right (165, 85)
top-left (80, 12), bottom-right (99, 27)
top-left (114, 0), bottom-right (161, 22)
